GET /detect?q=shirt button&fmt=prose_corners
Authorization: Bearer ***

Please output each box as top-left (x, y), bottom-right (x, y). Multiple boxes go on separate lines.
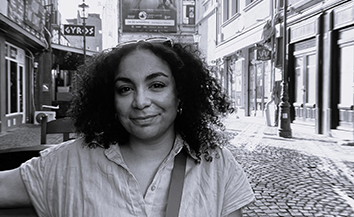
top-left (151, 185), bottom-right (156, 191)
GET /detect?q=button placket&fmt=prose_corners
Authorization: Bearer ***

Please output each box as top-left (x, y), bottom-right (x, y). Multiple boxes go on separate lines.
top-left (150, 185), bottom-right (156, 191)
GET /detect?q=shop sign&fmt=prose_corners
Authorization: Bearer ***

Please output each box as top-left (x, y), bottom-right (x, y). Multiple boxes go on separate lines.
top-left (64, 25), bottom-right (95, 36)
top-left (256, 47), bottom-right (271, 61)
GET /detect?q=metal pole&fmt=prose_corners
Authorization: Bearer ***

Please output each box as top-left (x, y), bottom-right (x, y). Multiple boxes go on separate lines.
top-left (270, 0), bottom-right (274, 88)
top-left (278, 0), bottom-right (292, 138)
top-left (83, 6), bottom-right (86, 61)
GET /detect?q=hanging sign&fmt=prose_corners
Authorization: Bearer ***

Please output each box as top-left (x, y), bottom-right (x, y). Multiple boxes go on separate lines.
top-left (256, 47), bottom-right (271, 61)
top-left (64, 25), bottom-right (95, 36)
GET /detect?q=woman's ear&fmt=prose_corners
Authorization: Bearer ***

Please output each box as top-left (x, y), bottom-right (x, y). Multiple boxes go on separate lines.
top-left (177, 99), bottom-right (183, 115)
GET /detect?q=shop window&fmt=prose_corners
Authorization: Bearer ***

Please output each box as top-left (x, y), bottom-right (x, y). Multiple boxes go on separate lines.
top-left (6, 59), bottom-right (25, 114)
top-left (5, 43), bottom-right (26, 117)
top-left (10, 61), bottom-right (18, 113)
top-left (339, 45), bottom-right (354, 108)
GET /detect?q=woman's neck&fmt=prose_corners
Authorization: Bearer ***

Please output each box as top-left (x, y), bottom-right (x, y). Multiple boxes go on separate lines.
top-left (124, 130), bottom-right (176, 160)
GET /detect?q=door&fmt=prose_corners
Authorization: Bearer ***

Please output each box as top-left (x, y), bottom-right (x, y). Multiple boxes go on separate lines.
top-left (5, 43), bottom-right (26, 128)
top-left (338, 43), bottom-right (354, 128)
top-left (249, 64), bottom-right (256, 114)
top-left (248, 61), bottom-right (271, 116)
top-left (293, 52), bottom-right (316, 123)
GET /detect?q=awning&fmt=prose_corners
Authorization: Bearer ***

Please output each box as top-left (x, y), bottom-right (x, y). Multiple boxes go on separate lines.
top-left (51, 44), bottom-right (99, 70)
top-left (51, 43), bottom-right (98, 56)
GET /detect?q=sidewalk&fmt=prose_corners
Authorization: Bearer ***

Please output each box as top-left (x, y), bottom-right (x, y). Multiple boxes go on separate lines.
top-left (0, 123), bottom-right (66, 150)
top-left (230, 109), bottom-right (353, 145)
top-left (1, 113), bottom-right (351, 150)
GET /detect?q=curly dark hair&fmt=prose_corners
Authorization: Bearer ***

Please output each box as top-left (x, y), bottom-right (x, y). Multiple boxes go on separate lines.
top-left (69, 41), bottom-right (234, 162)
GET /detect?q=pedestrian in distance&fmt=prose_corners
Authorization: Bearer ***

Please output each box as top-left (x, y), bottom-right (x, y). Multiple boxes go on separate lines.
top-left (0, 37), bottom-right (255, 216)
top-left (272, 80), bottom-right (282, 127)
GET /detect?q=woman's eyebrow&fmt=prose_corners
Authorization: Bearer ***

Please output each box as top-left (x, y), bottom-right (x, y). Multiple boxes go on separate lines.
top-left (114, 77), bottom-right (131, 84)
top-left (146, 72), bottom-right (169, 81)
top-left (114, 72), bottom-right (168, 84)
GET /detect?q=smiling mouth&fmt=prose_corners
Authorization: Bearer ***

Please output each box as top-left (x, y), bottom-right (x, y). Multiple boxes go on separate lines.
top-left (131, 115), bottom-right (158, 125)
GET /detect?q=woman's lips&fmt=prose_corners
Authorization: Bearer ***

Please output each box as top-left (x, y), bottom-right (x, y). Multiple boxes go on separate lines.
top-left (131, 115), bottom-right (158, 125)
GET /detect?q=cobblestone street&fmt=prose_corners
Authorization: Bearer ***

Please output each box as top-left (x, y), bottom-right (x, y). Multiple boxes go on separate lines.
top-left (0, 114), bottom-right (353, 216)
top-left (224, 115), bottom-right (354, 217)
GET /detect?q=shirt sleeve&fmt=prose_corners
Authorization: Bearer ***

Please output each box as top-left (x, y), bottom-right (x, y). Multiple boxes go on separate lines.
top-left (221, 148), bottom-right (255, 216)
top-left (19, 143), bottom-right (67, 217)
top-left (20, 154), bottom-right (48, 216)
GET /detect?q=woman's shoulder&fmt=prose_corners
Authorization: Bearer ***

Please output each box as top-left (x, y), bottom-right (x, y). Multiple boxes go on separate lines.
top-left (39, 137), bottom-right (90, 157)
top-left (198, 146), bottom-right (244, 172)
top-left (193, 146), bottom-right (234, 165)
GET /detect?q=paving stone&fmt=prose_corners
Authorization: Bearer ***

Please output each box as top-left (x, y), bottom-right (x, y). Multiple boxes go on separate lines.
top-left (2, 114), bottom-right (354, 217)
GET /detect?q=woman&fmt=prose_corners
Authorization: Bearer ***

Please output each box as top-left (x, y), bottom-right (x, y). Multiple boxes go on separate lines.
top-left (0, 38), bottom-right (254, 216)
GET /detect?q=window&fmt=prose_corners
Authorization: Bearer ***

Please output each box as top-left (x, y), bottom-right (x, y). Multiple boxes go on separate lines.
top-left (246, 0), bottom-right (255, 6)
top-left (223, 0), bottom-right (238, 22)
top-left (5, 43), bottom-right (26, 116)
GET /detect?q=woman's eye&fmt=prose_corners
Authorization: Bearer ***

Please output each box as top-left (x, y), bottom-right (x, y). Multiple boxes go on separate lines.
top-left (117, 86), bottom-right (132, 95)
top-left (150, 82), bottom-right (166, 89)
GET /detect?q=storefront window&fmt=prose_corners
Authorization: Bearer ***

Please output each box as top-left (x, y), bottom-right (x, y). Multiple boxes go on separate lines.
top-left (19, 66), bottom-right (24, 112)
top-left (306, 54), bottom-right (316, 104)
top-left (295, 57), bottom-right (303, 104)
top-left (340, 45), bottom-right (354, 107)
top-left (10, 61), bottom-right (18, 113)
top-left (5, 43), bottom-right (25, 116)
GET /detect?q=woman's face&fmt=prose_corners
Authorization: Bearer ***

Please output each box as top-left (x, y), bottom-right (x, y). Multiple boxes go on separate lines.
top-left (114, 49), bottom-right (179, 142)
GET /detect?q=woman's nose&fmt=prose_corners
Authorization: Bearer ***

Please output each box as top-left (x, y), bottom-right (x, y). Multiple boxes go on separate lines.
top-left (132, 90), bottom-right (151, 109)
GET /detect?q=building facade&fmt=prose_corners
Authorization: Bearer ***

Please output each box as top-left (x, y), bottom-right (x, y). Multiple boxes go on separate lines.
top-left (0, 0), bottom-right (49, 132)
top-left (196, 0), bottom-right (353, 139)
top-left (0, 0), bottom-right (102, 133)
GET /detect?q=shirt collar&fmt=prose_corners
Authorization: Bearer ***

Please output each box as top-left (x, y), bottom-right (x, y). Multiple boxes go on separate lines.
top-left (104, 134), bottom-right (199, 164)
top-left (173, 134), bottom-right (199, 161)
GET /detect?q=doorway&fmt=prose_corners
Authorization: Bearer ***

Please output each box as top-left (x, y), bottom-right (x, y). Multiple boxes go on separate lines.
top-left (4, 43), bottom-right (26, 128)
top-left (293, 50), bottom-right (316, 124)
top-left (248, 60), bottom-right (271, 116)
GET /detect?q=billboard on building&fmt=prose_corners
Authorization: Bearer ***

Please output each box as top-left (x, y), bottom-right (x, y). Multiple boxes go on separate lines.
top-left (122, 0), bottom-right (177, 33)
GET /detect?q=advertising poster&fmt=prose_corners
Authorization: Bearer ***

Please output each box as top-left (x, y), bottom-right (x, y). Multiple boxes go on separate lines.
top-left (122, 0), bottom-right (177, 33)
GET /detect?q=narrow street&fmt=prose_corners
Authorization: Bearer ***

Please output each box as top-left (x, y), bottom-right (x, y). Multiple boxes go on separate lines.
top-left (224, 114), bottom-right (354, 217)
top-left (0, 114), bottom-right (353, 216)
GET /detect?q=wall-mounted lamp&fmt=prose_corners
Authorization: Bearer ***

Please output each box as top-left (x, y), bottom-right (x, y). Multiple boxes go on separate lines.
top-left (193, 33), bottom-right (201, 44)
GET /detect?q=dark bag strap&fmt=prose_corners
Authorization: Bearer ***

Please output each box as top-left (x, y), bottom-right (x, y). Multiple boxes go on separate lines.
top-left (166, 150), bottom-right (187, 217)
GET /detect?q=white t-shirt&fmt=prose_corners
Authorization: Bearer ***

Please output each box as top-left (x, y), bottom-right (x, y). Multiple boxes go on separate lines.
top-left (20, 136), bottom-right (254, 217)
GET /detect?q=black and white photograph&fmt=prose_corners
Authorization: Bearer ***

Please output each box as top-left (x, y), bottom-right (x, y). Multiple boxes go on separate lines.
top-left (0, 0), bottom-right (353, 216)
